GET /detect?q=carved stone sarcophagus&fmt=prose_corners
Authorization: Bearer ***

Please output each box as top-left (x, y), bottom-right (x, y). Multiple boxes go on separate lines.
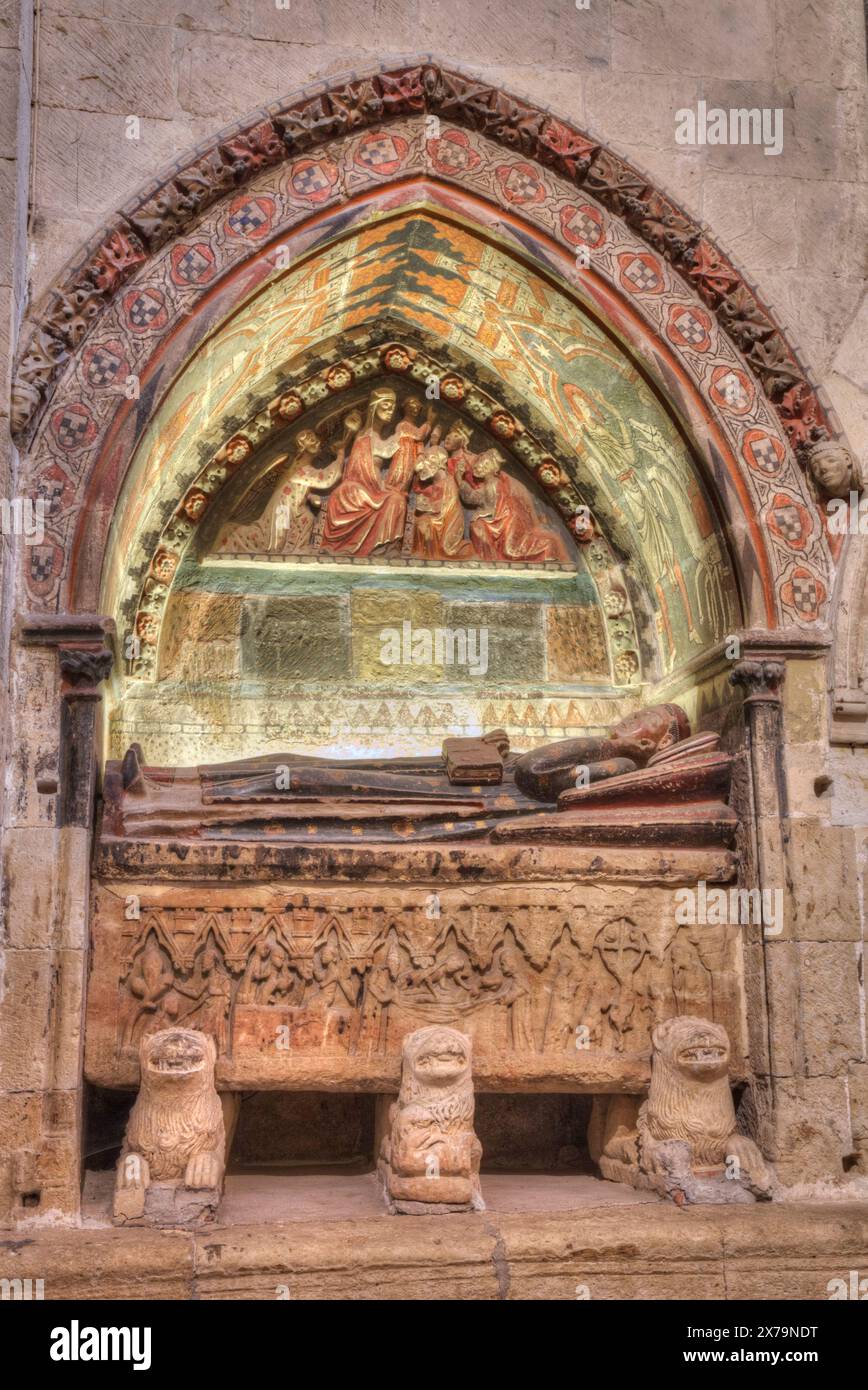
top-left (86, 840), bottom-right (743, 1093)
top-left (85, 709), bottom-right (744, 1097)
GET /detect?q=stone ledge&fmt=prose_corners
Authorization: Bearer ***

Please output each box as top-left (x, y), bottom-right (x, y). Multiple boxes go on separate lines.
top-left (3, 1202), bottom-right (867, 1300)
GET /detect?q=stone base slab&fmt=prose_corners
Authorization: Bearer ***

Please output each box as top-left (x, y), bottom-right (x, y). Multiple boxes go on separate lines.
top-left (6, 1201), bottom-right (868, 1300)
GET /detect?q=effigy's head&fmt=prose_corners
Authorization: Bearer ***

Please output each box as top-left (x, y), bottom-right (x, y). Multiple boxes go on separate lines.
top-left (403, 395), bottom-right (424, 420)
top-left (608, 703), bottom-right (690, 762)
top-left (402, 1025), bottom-right (472, 1090)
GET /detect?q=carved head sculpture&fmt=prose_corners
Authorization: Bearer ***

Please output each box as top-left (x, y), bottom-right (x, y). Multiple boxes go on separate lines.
top-left (293, 427), bottom-right (320, 458)
top-left (806, 440), bottom-right (861, 499)
top-left (443, 421), bottom-right (472, 452)
top-left (401, 1025), bottom-right (473, 1098)
top-left (403, 395), bottom-right (424, 421)
top-left (499, 946), bottom-right (520, 977)
top-left (607, 703), bottom-right (690, 763)
top-left (139, 1027), bottom-right (217, 1093)
top-left (474, 448), bottom-right (505, 478)
top-left (415, 445), bottom-right (449, 482)
top-left (651, 1016), bottom-right (730, 1082)
top-left (366, 387), bottom-right (397, 432)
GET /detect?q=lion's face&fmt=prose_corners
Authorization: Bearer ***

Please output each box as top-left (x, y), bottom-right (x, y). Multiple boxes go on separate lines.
top-left (405, 1026), bottom-right (471, 1087)
top-left (140, 1028), bottom-right (215, 1088)
top-left (653, 1017), bottom-right (730, 1081)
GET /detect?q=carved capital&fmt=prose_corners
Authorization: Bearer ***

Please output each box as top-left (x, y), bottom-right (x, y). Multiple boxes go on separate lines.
top-left (729, 659), bottom-right (786, 705)
top-left (59, 646), bottom-right (114, 689)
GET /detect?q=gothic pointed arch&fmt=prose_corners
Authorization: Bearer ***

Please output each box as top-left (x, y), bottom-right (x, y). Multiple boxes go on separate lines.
top-left (14, 59), bottom-right (852, 763)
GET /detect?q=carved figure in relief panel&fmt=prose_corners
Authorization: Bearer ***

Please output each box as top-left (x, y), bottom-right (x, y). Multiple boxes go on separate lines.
top-left (412, 445), bottom-right (473, 559)
top-left (120, 930), bottom-right (183, 1048)
top-left (238, 933), bottom-right (307, 1007)
top-left (308, 929), bottom-right (361, 1010)
top-left (458, 448), bottom-right (572, 563)
top-left (403, 927), bottom-right (480, 1012)
top-left (541, 927), bottom-right (588, 1053)
top-left (358, 929), bottom-right (409, 1055)
top-left (320, 388), bottom-right (408, 556)
top-left (173, 935), bottom-right (233, 1056)
top-left (269, 427), bottom-right (344, 552)
top-left (484, 945), bottom-right (539, 1050)
top-left (669, 934), bottom-right (713, 1019)
top-left (577, 918), bottom-right (650, 1053)
top-left (384, 395), bottom-right (438, 491)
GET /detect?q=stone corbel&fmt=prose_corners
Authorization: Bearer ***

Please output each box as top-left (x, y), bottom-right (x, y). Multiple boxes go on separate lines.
top-left (18, 614), bottom-right (116, 827)
top-left (729, 658), bottom-right (786, 706)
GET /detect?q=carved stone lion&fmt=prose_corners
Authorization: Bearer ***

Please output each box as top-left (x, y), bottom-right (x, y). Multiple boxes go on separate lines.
top-left (594, 1016), bottom-right (773, 1204)
top-left (379, 1025), bottom-right (484, 1214)
top-left (113, 1028), bottom-right (226, 1225)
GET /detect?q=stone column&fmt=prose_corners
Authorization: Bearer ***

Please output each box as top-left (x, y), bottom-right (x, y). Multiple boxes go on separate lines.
top-left (0, 615), bottom-right (113, 1224)
top-left (729, 653), bottom-right (786, 1155)
top-left (731, 634), bottom-right (858, 1186)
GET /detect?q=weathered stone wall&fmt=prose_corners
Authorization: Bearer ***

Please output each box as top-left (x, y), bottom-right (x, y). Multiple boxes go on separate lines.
top-left (777, 662), bottom-right (868, 1183)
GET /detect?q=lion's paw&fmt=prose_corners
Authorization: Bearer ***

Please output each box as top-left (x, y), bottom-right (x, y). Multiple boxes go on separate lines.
top-left (185, 1150), bottom-right (222, 1191)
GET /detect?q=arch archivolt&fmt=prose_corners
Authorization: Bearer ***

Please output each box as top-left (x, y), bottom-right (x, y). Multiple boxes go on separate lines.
top-left (16, 61), bottom-right (842, 647)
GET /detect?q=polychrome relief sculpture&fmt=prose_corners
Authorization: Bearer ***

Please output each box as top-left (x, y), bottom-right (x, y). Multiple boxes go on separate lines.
top-left (113, 1028), bottom-right (226, 1226)
top-left (593, 1017), bottom-right (773, 1205)
top-left (214, 386), bottom-right (573, 566)
top-left (379, 1025), bottom-right (484, 1214)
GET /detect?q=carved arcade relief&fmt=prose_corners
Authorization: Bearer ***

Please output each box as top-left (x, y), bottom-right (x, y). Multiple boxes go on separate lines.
top-left (91, 886), bottom-right (743, 1092)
